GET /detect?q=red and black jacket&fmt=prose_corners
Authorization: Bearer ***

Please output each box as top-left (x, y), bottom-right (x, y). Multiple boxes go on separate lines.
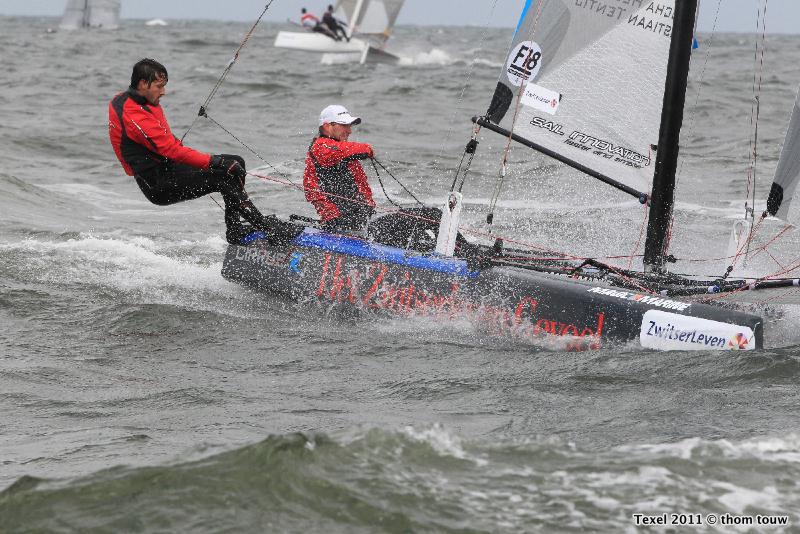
top-left (304, 136), bottom-right (374, 222)
top-left (108, 88), bottom-right (211, 176)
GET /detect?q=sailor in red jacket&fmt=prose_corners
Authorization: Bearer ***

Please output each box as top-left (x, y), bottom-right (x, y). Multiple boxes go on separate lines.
top-left (108, 58), bottom-right (292, 244)
top-left (304, 104), bottom-right (375, 233)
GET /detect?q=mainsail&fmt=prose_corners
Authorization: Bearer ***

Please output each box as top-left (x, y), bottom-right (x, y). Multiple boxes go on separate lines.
top-left (766, 84), bottom-right (800, 221)
top-left (486, 0), bottom-right (676, 194)
top-left (335, 0), bottom-right (405, 43)
top-left (59, 0), bottom-right (121, 30)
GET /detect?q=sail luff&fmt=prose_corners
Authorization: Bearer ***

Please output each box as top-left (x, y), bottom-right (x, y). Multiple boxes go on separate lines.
top-left (643, 0), bottom-right (699, 269)
top-left (766, 84), bottom-right (800, 220)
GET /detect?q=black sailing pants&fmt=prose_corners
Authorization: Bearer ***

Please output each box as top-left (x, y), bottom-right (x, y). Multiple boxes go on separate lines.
top-left (134, 155), bottom-right (255, 231)
top-left (133, 156), bottom-right (304, 245)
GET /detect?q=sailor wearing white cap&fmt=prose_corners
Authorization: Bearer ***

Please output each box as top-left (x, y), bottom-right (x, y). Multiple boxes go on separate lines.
top-left (304, 105), bottom-right (375, 233)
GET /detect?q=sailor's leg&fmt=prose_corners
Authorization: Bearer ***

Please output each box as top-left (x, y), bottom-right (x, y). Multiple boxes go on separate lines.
top-left (139, 160), bottom-right (301, 244)
top-left (325, 22), bottom-right (342, 40)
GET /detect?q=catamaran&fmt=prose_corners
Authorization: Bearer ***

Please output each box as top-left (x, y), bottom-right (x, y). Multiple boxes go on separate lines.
top-left (274, 0), bottom-right (405, 64)
top-left (220, 0), bottom-right (800, 351)
top-left (59, 0), bottom-right (121, 30)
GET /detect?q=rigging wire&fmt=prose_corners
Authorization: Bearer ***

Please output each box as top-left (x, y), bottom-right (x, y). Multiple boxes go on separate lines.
top-left (181, 0), bottom-right (277, 142)
top-left (430, 0), bottom-right (500, 179)
top-left (742, 0), bottom-right (770, 252)
top-left (487, 0), bottom-right (548, 228)
top-left (714, 0), bottom-right (773, 277)
top-left (202, 110), bottom-right (283, 176)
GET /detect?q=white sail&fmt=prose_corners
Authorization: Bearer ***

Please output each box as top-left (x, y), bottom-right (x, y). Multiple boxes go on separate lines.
top-left (335, 0), bottom-right (404, 42)
top-left (487, 0), bottom-right (675, 193)
top-left (766, 84), bottom-right (800, 220)
top-left (60, 0), bottom-right (88, 30)
top-left (87, 0), bottom-right (120, 29)
top-left (59, 0), bottom-right (120, 30)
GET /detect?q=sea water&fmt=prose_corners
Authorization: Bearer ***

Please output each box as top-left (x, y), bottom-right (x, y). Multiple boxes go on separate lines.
top-left (1, 16), bottom-right (800, 532)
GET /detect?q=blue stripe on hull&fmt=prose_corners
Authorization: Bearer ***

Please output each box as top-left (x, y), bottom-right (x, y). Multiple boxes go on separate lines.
top-left (294, 230), bottom-right (479, 278)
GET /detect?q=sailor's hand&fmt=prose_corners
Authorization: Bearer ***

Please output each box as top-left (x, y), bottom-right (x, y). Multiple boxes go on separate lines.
top-left (313, 201), bottom-right (340, 221)
top-left (210, 154), bottom-right (247, 180)
top-left (366, 145), bottom-right (374, 159)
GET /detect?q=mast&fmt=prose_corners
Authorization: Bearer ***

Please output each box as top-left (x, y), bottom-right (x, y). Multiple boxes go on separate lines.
top-left (643, 0), bottom-right (698, 270)
top-left (347, 0), bottom-right (367, 40)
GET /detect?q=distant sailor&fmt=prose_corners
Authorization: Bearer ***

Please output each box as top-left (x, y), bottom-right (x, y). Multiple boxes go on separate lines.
top-left (322, 4), bottom-right (349, 42)
top-left (301, 7), bottom-right (336, 39)
top-left (304, 105), bottom-right (375, 233)
top-left (108, 58), bottom-right (294, 244)
top-left (300, 7), bottom-right (320, 28)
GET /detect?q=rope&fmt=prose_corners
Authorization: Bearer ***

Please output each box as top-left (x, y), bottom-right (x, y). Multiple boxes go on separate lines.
top-left (181, 0), bottom-right (277, 142)
top-left (372, 158), bottom-right (424, 206)
top-left (703, 256), bottom-right (800, 302)
top-left (450, 126), bottom-right (480, 193)
top-left (202, 111), bottom-right (285, 177)
top-left (487, 0), bottom-right (548, 227)
top-left (627, 202), bottom-right (650, 270)
top-left (371, 159), bottom-right (410, 209)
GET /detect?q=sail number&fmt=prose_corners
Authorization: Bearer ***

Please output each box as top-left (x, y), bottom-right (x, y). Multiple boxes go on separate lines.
top-left (506, 41), bottom-right (543, 87)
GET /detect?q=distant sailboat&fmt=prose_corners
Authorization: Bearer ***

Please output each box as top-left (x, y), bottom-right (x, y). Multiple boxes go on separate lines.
top-left (274, 0), bottom-right (405, 64)
top-left (59, 0), bottom-right (121, 30)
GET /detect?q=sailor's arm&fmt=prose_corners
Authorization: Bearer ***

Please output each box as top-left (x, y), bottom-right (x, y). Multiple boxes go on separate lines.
top-left (125, 106), bottom-right (211, 168)
top-left (312, 138), bottom-right (373, 166)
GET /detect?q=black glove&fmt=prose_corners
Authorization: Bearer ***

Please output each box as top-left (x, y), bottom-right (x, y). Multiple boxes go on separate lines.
top-left (210, 154), bottom-right (246, 180)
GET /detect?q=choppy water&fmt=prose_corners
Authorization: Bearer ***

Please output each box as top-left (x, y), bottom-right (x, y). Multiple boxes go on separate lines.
top-left (2, 14), bottom-right (800, 533)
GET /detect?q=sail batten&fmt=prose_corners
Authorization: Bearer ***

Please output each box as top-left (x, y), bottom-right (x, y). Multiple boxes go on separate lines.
top-left (488, 0), bottom-right (676, 193)
top-left (766, 85), bottom-right (800, 220)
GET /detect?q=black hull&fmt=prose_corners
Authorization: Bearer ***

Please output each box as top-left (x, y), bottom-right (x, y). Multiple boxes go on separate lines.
top-left (222, 229), bottom-right (764, 351)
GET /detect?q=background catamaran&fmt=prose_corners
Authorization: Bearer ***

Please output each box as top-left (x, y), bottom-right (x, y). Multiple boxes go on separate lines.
top-left (222, 0), bottom-right (774, 351)
top-left (59, 0), bottom-right (120, 30)
top-left (274, 0), bottom-right (405, 64)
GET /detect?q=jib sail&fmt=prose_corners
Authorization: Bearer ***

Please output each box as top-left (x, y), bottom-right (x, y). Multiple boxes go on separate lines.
top-left (486, 0), bottom-right (675, 194)
top-left (766, 84), bottom-right (800, 221)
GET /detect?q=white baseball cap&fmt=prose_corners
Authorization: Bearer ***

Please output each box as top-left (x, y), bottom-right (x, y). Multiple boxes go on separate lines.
top-left (319, 104), bottom-right (362, 126)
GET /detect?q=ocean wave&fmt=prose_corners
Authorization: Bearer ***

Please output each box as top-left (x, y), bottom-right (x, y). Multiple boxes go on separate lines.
top-left (2, 428), bottom-right (799, 532)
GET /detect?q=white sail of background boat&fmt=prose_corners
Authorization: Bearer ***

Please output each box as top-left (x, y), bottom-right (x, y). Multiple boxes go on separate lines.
top-left (274, 0), bottom-right (405, 64)
top-left (59, 0), bottom-right (121, 30)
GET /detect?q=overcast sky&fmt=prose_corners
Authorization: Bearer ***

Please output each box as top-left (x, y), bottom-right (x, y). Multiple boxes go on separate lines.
top-left (0, 1), bottom-right (797, 33)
